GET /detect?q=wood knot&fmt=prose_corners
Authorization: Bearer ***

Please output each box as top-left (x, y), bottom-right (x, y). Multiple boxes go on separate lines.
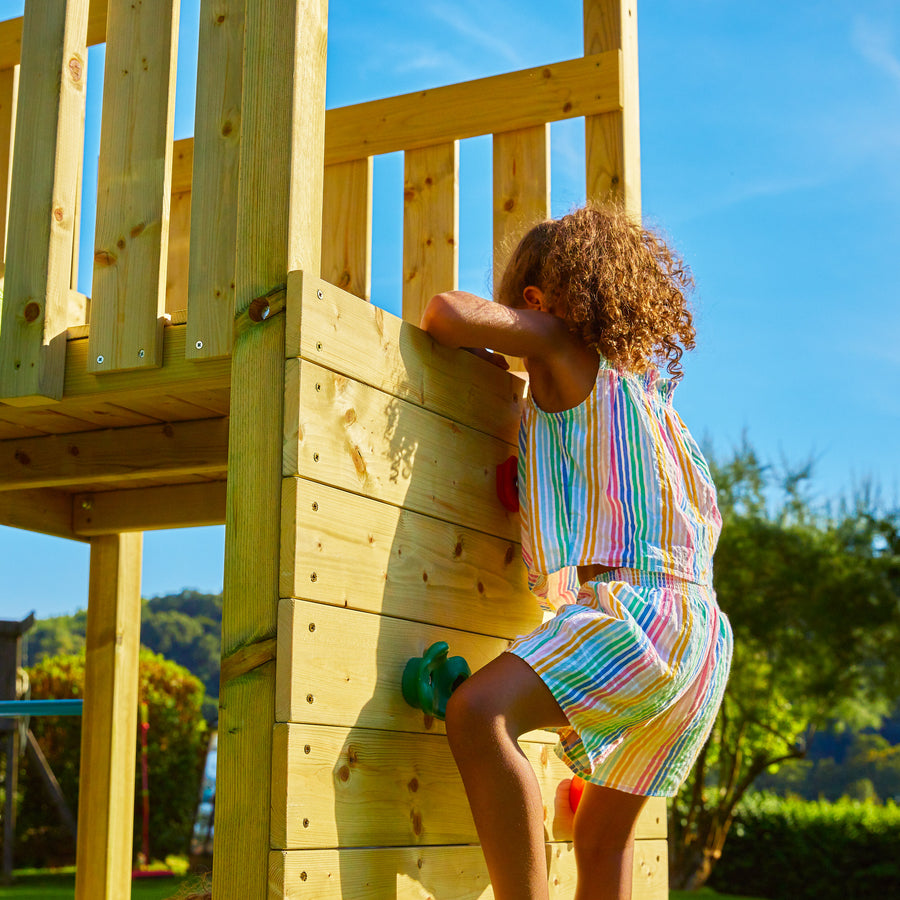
top-left (562, 101), bottom-right (573, 113)
top-left (454, 541), bottom-right (463, 558)
top-left (67, 445), bottom-right (80, 457)
top-left (477, 582), bottom-right (485, 594)
top-left (116, 238), bottom-right (126, 250)
top-left (347, 746), bottom-right (359, 765)
top-left (338, 765), bottom-right (350, 782)
top-left (94, 250), bottom-right (117, 267)
top-left (162, 424), bottom-right (175, 438)
top-left (221, 120), bottom-right (233, 137)
top-left (503, 198), bottom-right (515, 212)
top-left (53, 207), bottom-right (64, 222)
top-left (68, 56), bottom-right (83, 82)
top-left (130, 223), bottom-right (145, 239)
top-left (504, 545), bottom-right (515, 565)
top-left (13, 450), bottom-right (30, 466)
top-left (350, 445), bottom-right (367, 480)
top-left (23, 302), bottom-right (41, 324)
top-left (410, 809), bottom-right (423, 836)
top-left (408, 777), bottom-right (419, 793)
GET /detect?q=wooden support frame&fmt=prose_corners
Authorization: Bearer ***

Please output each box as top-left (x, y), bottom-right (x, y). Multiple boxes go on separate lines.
top-left (213, 2), bottom-right (327, 899)
top-left (74, 532), bottom-right (142, 900)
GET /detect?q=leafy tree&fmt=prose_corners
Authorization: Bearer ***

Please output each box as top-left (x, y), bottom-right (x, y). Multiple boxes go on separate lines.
top-left (15, 650), bottom-right (208, 867)
top-left (670, 441), bottom-right (900, 888)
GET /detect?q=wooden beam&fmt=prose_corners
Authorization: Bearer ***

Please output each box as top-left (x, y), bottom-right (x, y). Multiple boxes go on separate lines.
top-left (0, 2), bottom-right (88, 404)
top-left (88, 0), bottom-right (179, 374)
top-left (186, 0), bottom-right (245, 361)
top-left (270, 841), bottom-right (668, 899)
top-left (271, 722), bottom-right (667, 848)
top-left (584, 0), bottom-right (640, 213)
top-left (321, 157), bottom-right (372, 301)
top-left (0, 417), bottom-right (228, 491)
top-left (214, 2), bottom-right (327, 899)
top-left (73, 481), bottom-right (227, 535)
top-left (0, 487), bottom-right (84, 541)
top-left (280, 479), bottom-right (537, 638)
top-left (324, 52), bottom-right (621, 165)
top-left (75, 532), bottom-right (142, 900)
top-left (402, 142), bottom-right (458, 324)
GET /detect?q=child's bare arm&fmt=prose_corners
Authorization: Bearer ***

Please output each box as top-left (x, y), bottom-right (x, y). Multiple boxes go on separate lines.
top-left (420, 291), bottom-right (567, 362)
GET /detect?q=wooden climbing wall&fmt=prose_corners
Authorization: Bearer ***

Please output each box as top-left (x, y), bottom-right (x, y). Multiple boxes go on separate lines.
top-left (270, 274), bottom-right (667, 898)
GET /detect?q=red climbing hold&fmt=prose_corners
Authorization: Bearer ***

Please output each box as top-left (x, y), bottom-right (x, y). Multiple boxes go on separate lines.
top-left (569, 774), bottom-right (585, 813)
top-left (496, 455), bottom-right (519, 512)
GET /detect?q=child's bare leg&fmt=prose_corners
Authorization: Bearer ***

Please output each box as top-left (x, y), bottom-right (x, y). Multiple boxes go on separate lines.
top-left (572, 782), bottom-right (647, 900)
top-left (445, 653), bottom-right (569, 900)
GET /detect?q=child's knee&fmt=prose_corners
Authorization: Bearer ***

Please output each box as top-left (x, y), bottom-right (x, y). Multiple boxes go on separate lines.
top-left (444, 676), bottom-right (501, 755)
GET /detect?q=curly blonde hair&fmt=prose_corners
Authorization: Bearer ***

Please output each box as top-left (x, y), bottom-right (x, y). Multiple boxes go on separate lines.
top-left (496, 204), bottom-right (696, 379)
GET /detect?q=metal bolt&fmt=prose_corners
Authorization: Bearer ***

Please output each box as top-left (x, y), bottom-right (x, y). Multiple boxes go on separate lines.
top-left (96, 355), bottom-right (104, 364)
top-left (195, 340), bottom-right (203, 350)
top-left (316, 289), bottom-right (324, 299)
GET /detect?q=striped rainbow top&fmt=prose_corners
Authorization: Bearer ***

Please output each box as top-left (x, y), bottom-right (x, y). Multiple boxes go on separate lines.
top-left (519, 358), bottom-right (722, 610)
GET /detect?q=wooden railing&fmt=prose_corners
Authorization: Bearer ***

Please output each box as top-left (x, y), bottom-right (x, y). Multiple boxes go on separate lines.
top-left (0, 0), bottom-right (629, 403)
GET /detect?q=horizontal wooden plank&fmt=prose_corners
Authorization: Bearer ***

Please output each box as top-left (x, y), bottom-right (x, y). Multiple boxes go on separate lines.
top-left (63, 323), bottom-right (231, 405)
top-left (284, 360), bottom-right (518, 541)
top-left (271, 723), bottom-right (666, 849)
top-left (323, 51), bottom-right (620, 165)
top-left (276, 598), bottom-right (548, 736)
top-left (0, 487), bottom-right (86, 541)
top-left (294, 273), bottom-right (524, 444)
top-left (280, 479), bottom-right (539, 638)
top-left (0, 417), bottom-right (228, 491)
top-left (72, 480), bottom-right (226, 534)
top-left (271, 840), bottom-right (667, 899)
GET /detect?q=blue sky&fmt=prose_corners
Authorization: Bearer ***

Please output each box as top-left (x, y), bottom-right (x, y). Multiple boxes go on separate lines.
top-left (1, 0), bottom-right (898, 620)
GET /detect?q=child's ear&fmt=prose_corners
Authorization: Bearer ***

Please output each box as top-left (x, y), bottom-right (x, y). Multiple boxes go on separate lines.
top-left (522, 286), bottom-right (545, 310)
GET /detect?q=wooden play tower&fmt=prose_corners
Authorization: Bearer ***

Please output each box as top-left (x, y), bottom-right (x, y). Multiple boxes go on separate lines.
top-left (0, 1), bottom-right (666, 897)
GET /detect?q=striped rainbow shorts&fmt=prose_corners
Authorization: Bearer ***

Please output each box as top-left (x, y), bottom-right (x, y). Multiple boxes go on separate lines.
top-left (508, 568), bottom-right (732, 797)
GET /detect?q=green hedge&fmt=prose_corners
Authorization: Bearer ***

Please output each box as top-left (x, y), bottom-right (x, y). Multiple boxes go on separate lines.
top-left (710, 793), bottom-right (900, 900)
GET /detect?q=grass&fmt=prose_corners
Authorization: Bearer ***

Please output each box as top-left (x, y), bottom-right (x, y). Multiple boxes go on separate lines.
top-left (0, 870), bottom-right (209, 899)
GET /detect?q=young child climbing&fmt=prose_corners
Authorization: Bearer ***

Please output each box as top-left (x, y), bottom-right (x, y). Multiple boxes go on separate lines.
top-left (420, 204), bottom-right (732, 900)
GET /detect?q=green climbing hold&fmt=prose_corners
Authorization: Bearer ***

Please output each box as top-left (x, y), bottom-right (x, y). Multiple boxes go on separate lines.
top-left (402, 641), bottom-right (471, 720)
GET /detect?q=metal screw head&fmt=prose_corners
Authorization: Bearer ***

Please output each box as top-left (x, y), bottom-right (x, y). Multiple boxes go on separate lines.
top-left (311, 501), bottom-right (319, 511)
top-left (310, 572), bottom-right (318, 582)
top-left (308, 623), bottom-right (316, 632)
top-left (96, 355), bottom-right (104, 364)
top-left (313, 452), bottom-right (320, 462)
top-left (81, 498), bottom-right (93, 510)
top-left (316, 289), bottom-right (324, 299)
top-left (315, 382), bottom-right (321, 392)
top-left (315, 341), bottom-right (323, 351)
top-left (195, 340), bottom-right (203, 350)
top-left (138, 349), bottom-right (145, 358)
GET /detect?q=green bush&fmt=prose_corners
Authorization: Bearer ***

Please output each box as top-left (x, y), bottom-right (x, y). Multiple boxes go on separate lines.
top-left (710, 793), bottom-right (900, 900)
top-left (13, 650), bottom-right (208, 867)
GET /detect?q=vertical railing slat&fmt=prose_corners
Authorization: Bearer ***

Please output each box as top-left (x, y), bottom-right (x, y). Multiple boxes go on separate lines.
top-left (0, 2), bottom-right (88, 405)
top-left (402, 141), bottom-right (459, 324)
top-left (583, 0), bottom-right (641, 213)
top-left (321, 157), bottom-right (373, 301)
top-left (88, 0), bottom-right (179, 374)
top-left (0, 65), bottom-right (18, 267)
top-left (492, 124), bottom-right (550, 371)
top-left (186, 0), bottom-right (245, 360)
top-left (492, 124), bottom-right (551, 290)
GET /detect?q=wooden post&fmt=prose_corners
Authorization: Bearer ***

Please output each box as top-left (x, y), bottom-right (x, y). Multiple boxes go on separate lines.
top-left (0, 64), bottom-right (18, 266)
top-left (213, 1), bottom-right (327, 899)
top-left (583, 0), bottom-right (640, 214)
top-left (74, 533), bottom-right (143, 900)
top-left (0, 1), bottom-right (88, 404)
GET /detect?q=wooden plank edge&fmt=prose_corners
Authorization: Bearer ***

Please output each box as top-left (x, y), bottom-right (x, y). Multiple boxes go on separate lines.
top-left (0, 487), bottom-right (84, 541)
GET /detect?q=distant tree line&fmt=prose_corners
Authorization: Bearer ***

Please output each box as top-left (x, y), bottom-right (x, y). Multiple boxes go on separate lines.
top-left (24, 589), bottom-right (222, 724)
